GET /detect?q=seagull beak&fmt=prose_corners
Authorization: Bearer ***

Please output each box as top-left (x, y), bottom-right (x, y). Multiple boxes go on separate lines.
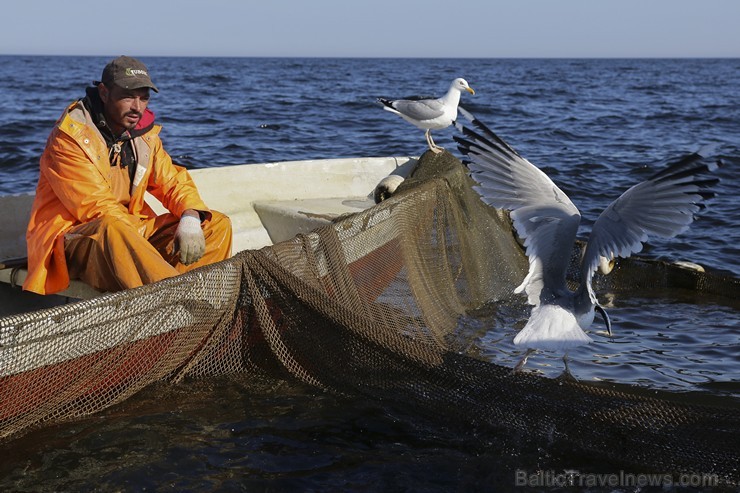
top-left (466, 86), bottom-right (476, 95)
top-left (595, 304), bottom-right (612, 336)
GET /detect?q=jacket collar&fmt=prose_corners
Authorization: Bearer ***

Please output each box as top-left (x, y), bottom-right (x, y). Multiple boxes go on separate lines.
top-left (82, 86), bottom-right (157, 171)
top-left (82, 86), bottom-right (156, 143)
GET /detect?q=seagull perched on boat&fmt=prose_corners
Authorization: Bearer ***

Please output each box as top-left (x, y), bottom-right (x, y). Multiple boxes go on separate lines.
top-left (453, 108), bottom-right (720, 370)
top-left (378, 78), bottom-right (475, 154)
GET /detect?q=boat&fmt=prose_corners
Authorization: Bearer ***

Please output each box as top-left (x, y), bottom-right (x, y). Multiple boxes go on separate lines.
top-left (0, 156), bottom-right (418, 316)
top-left (0, 155), bottom-right (423, 439)
top-left (1, 152), bottom-right (739, 486)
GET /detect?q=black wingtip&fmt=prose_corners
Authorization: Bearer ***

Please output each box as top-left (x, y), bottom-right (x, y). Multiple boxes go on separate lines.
top-left (454, 110), bottom-right (524, 163)
top-left (646, 151), bottom-right (722, 211)
top-left (649, 149), bottom-right (724, 183)
top-left (377, 97), bottom-right (394, 108)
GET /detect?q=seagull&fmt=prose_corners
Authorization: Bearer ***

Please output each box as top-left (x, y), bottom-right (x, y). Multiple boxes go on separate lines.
top-left (453, 108), bottom-right (720, 370)
top-left (378, 78), bottom-right (475, 154)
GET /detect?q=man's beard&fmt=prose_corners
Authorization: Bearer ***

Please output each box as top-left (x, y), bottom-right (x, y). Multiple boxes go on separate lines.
top-left (123, 111), bottom-right (142, 130)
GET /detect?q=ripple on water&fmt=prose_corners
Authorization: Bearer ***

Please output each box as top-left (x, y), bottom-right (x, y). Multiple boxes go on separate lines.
top-left (470, 288), bottom-right (740, 398)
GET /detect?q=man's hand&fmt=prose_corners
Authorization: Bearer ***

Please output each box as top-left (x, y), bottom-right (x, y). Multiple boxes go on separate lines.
top-left (175, 210), bottom-right (205, 265)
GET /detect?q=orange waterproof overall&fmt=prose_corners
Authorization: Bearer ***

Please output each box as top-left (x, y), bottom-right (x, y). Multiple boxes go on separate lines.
top-left (24, 100), bottom-right (232, 295)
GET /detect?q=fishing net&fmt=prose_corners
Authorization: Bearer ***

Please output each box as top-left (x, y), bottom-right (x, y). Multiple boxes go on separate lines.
top-left (0, 151), bottom-right (738, 485)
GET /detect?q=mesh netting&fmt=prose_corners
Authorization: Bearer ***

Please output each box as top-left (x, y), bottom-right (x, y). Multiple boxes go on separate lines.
top-left (1, 151), bottom-right (738, 485)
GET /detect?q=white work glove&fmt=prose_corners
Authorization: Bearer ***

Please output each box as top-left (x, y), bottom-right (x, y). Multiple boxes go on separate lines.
top-left (175, 214), bottom-right (205, 265)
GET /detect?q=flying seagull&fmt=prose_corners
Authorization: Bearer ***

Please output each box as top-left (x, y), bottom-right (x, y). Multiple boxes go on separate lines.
top-left (378, 78), bottom-right (475, 154)
top-left (454, 108), bottom-right (720, 369)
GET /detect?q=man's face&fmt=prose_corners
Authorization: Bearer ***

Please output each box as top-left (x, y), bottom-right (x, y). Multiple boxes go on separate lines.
top-left (98, 83), bottom-right (150, 134)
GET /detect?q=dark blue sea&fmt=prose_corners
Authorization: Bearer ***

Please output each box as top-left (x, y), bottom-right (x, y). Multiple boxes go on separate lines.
top-left (0, 56), bottom-right (738, 491)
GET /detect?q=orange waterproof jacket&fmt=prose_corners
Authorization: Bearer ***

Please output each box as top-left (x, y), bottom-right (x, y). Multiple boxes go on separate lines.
top-left (25, 100), bottom-right (210, 295)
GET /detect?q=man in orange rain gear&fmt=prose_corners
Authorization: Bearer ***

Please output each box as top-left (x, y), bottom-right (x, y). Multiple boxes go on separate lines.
top-left (24, 56), bottom-right (232, 295)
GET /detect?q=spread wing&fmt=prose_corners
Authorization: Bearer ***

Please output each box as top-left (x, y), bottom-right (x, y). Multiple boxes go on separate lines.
top-left (582, 151), bottom-right (720, 302)
top-left (454, 108), bottom-right (581, 305)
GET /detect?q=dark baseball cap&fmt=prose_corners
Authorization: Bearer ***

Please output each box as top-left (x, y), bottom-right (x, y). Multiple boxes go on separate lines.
top-left (98, 56), bottom-right (159, 93)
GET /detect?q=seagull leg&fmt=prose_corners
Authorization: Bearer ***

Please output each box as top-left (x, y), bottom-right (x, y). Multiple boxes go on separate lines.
top-left (558, 352), bottom-right (579, 382)
top-left (424, 129), bottom-right (435, 152)
top-left (513, 348), bottom-right (535, 373)
top-left (425, 129), bottom-right (444, 154)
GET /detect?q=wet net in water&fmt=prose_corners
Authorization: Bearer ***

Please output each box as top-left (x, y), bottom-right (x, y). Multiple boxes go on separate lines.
top-left (1, 151), bottom-right (738, 485)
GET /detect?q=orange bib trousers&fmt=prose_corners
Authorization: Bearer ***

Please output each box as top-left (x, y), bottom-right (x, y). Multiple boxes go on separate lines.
top-left (64, 211), bottom-right (232, 292)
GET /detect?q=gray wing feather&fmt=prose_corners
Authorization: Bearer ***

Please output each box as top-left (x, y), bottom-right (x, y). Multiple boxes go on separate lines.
top-left (582, 153), bottom-right (720, 301)
top-left (454, 110), bottom-right (581, 305)
top-left (389, 98), bottom-right (445, 121)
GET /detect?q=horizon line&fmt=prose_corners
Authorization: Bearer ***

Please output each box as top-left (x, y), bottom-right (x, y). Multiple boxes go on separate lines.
top-left (1, 53), bottom-right (738, 60)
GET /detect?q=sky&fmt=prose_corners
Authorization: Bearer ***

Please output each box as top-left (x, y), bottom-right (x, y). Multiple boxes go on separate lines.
top-left (1, 0), bottom-right (739, 58)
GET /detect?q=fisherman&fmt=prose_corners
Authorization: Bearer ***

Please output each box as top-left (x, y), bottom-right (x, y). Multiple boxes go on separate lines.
top-left (24, 56), bottom-right (232, 294)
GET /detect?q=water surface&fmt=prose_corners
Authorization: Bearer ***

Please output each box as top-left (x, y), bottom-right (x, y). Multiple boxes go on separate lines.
top-left (0, 57), bottom-right (738, 491)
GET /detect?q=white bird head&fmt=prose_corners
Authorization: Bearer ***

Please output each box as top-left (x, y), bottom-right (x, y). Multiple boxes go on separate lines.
top-left (451, 78), bottom-right (475, 95)
top-left (582, 244), bottom-right (616, 275)
top-left (597, 255), bottom-right (616, 275)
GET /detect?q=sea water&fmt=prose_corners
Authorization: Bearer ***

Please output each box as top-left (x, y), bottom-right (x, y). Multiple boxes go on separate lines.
top-left (0, 56), bottom-right (738, 491)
